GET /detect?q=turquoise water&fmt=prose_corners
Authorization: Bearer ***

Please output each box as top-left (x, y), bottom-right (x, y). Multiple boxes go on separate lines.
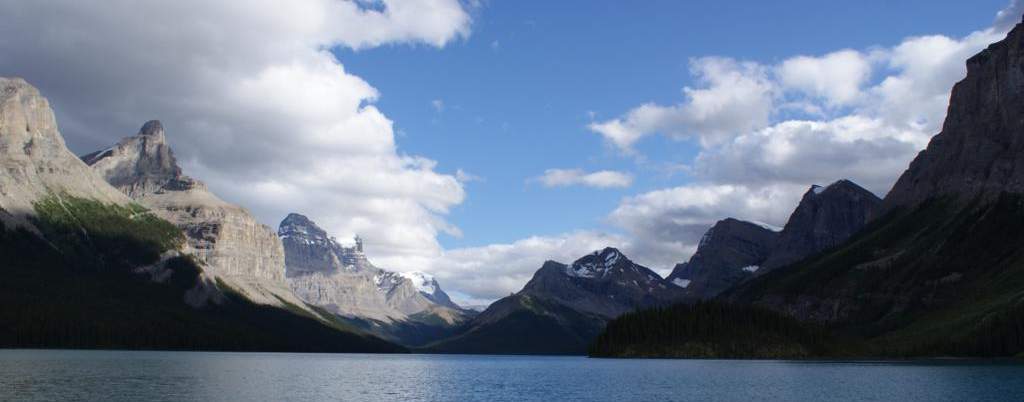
top-left (1, 350), bottom-right (1023, 401)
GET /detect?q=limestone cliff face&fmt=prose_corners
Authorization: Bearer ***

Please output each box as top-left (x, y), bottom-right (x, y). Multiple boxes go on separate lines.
top-left (81, 120), bottom-right (181, 198)
top-left (83, 121), bottom-right (301, 307)
top-left (279, 213), bottom-right (466, 324)
top-left (0, 78), bottom-right (129, 226)
top-left (885, 19), bottom-right (1024, 210)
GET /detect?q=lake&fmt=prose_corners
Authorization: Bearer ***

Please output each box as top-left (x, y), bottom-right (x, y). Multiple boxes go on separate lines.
top-left (1, 350), bottom-right (1022, 401)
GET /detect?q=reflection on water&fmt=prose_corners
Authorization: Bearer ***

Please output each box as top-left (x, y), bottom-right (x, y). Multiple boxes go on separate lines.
top-left (1, 350), bottom-right (1022, 402)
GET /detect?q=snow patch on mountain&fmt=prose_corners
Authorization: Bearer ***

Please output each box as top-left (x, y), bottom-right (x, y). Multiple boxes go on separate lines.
top-left (400, 271), bottom-right (438, 295)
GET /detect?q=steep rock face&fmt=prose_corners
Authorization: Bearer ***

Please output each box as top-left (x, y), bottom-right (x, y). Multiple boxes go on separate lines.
top-left (81, 120), bottom-right (181, 198)
top-left (278, 213), bottom-right (371, 274)
top-left (885, 21), bottom-right (1024, 211)
top-left (0, 78), bottom-right (129, 226)
top-left (723, 20), bottom-right (1024, 357)
top-left (429, 248), bottom-right (685, 354)
top-left (279, 213), bottom-right (468, 332)
top-left (83, 121), bottom-right (302, 308)
top-left (666, 218), bottom-right (777, 299)
top-left (761, 180), bottom-right (881, 270)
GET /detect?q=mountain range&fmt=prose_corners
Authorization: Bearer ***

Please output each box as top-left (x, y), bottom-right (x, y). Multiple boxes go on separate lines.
top-left (591, 16), bottom-right (1024, 358)
top-left (5, 15), bottom-right (1024, 358)
top-left (0, 77), bottom-right (399, 352)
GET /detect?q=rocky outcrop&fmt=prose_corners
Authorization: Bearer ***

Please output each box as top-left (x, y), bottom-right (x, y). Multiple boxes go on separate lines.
top-left (0, 77), bottom-right (129, 227)
top-left (83, 121), bottom-right (305, 309)
top-left (666, 218), bottom-right (777, 299)
top-left (81, 120), bottom-right (182, 198)
top-left (885, 19), bottom-right (1024, 210)
top-left (761, 180), bottom-right (881, 270)
top-left (279, 213), bottom-right (468, 327)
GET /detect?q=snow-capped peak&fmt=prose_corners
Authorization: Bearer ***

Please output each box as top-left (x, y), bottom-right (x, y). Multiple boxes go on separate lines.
top-left (566, 248), bottom-right (632, 279)
top-left (400, 271), bottom-right (437, 295)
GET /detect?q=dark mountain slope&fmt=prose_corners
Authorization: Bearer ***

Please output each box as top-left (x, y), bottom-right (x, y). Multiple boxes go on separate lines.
top-left (427, 249), bottom-right (685, 355)
top-left (667, 218), bottom-right (777, 299)
top-left (592, 17), bottom-right (1024, 358)
top-left (666, 180), bottom-right (880, 301)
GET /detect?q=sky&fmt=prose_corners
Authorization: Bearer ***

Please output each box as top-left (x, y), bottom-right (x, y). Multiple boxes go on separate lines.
top-left (0, 0), bottom-right (1020, 305)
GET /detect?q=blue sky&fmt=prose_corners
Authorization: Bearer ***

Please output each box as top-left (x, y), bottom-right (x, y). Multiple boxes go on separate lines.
top-left (335, 0), bottom-right (1008, 250)
top-left (3, 0), bottom-right (1018, 303)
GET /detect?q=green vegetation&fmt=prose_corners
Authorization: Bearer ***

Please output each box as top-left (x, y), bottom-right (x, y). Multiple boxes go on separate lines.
top-left (0, 195), bottom-right (404, 353)
top-left (724, 194), bottom-right (1024, 357)
top-left (589, 302), bottom-right (837, 359)
top-left (31, 195), bottom-right (184, 270)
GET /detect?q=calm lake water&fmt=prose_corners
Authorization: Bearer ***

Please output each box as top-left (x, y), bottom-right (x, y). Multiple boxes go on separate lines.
top-left (1, 350), bottom-right (1023, 401)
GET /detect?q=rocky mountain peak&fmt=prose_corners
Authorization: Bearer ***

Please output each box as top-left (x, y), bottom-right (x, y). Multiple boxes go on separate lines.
top-left (762, 179), bottom-right (881, 269)
top-left (81, 120), bottom-right (189, 198)
top-left (278, 213), bottom-right (329, 241)
top-left (884, 17), bottom-right (1024, 210)
top-left (667, 218), bottom-right (778, 298)
top-left (564, 247), bottom-right (634, 279)
top-left (518, 248), bottom-right (686, 320)
top-left (139, 120), bottom-right (165, 138)
top-left (278, 213), bottom-right (366, 275)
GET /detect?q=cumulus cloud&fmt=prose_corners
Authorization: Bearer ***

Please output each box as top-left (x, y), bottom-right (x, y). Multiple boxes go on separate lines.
top-left (776, 49), bottom-right (873, 106)
top-left (588, 57), bottom-right (775, 150)
top-left (0, 0), bottom-right (472, 271)
top-left (534, 169), bottom-right (633, 189)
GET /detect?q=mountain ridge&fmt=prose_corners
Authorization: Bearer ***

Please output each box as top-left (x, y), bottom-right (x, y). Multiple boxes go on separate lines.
top-left (427, 247), bottom-right (685, 354)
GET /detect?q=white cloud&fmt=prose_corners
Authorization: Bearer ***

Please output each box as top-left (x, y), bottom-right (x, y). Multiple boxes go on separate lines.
top-left (0, 0), bottom-right (472, 271)
top-left (588, 57), bottom-right (775, 150)
top-left (431, 99), bottom-right (445, 112)
top-left (535, 169), bottom-right (634, 189)
top-left (995, 0), bottom-right (1024, 31)
top-left (455, 169), bottom-right (483, 183)
top-left (328, 0), bottom-right (472, 49)
top-left (776, 49), bottom-right (872, 106)
top-left (693, 116), bottom-right (927, 196)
